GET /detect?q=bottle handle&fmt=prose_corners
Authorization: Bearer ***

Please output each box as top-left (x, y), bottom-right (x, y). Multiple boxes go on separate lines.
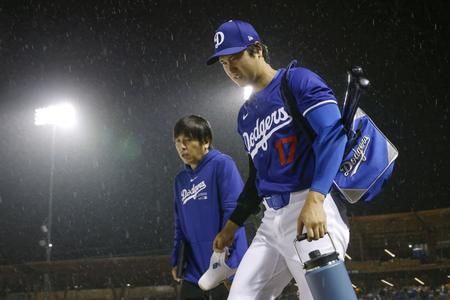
top-left (293, 232), bottom-right (338, 266)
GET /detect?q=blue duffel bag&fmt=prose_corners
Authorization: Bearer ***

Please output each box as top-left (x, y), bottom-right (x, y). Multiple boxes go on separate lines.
top-left (281, 61), bottom-right (398, 204)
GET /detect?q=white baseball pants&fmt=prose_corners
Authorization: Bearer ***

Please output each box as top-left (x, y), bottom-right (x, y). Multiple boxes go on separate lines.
top-left (228, 190), bottom-right (350, 300)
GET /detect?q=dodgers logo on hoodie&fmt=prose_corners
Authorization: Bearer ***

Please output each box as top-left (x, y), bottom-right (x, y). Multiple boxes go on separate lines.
top-left (181, 181), bottom-right (208, 205)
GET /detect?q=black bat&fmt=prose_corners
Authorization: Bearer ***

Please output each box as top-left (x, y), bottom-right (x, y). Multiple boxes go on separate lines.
top-left (341, 66), bottom-right (370, 133)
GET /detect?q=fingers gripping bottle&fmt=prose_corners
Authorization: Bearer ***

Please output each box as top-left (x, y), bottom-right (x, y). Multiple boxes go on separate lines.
top-left (294, 233), bottom-right (357, 300)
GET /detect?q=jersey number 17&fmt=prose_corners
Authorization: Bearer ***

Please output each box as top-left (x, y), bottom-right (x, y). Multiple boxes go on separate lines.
top-left (274, 135), bottom-right (297, 166)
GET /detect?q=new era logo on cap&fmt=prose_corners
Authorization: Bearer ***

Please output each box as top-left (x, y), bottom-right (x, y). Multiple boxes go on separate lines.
top-left (206, 20), bottom-right (261, 65)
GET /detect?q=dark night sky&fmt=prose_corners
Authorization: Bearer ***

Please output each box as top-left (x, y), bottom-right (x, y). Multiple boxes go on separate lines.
top-left (0, 0), bottom-right (449, 264)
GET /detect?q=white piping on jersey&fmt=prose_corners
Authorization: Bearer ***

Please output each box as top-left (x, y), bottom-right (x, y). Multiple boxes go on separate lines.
top-left (302, 100), bottom-right (337, 116)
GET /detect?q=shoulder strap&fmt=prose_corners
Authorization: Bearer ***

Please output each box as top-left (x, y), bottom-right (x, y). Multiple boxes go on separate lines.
top-left (280, 60), bottom-right (316, 144)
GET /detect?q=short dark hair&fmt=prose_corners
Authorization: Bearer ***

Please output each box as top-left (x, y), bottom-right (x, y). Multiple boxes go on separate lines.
top-left (247, 43), bottom-right (270, 64)
top-left (174, 115), bottom-right (213, 148)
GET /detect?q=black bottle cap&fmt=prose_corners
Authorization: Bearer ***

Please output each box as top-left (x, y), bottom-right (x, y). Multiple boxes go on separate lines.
top-left (304, 250), bottom-right (339, 270)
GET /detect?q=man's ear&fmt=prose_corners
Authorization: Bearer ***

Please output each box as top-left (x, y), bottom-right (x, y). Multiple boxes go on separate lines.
top-left (203, 140), bottom-right (211, 150)
top-left (253, 42), bottom-right (264, 58)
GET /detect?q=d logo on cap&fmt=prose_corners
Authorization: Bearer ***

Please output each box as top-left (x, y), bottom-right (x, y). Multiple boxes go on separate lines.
top-left (206, 20), bottom-right (261, 65)
top-left (214, 32), bottom-right (224, 49)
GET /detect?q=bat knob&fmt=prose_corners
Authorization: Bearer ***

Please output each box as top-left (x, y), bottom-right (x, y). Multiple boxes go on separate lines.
top-left (359, 77), bottom-right (370, 88)
top-left (350, 66), bottom-right (364, 76)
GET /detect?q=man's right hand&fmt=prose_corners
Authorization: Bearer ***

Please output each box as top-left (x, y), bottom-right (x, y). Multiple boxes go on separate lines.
top-left (213, 220), bottom-right (239, 251)
top-left (171, 266), bottom-right (182, 283)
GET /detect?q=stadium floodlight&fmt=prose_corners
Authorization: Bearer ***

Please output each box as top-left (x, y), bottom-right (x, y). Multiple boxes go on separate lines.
top-left (384, 248), bottom-right (396, 258)
top-left (35, 103), bottom-right (76, 128)
top-left (243, 86), bottom-right (253, 100)
top-left (380, 279), bottom-right (394, 287)
top-left (414, 277), bottom-right (425, 285)
top-left (34, 102), bottom-right (77, 300)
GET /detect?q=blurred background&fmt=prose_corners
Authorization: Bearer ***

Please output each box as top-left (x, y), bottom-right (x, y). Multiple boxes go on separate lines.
top-left (0, 0), bottom-right (449, 299)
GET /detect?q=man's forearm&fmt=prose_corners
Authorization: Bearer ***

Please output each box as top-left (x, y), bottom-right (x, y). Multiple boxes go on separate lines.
top-left (223, 219), bottom-right (240, 233)
top-left (229, 155), bottom-right (261, 226)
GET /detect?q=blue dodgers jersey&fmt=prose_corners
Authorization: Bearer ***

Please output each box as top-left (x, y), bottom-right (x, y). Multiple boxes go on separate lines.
top-left (237, 67), bottom-right (338, 196)
top-left (171, 149), bottom-right (247, 284)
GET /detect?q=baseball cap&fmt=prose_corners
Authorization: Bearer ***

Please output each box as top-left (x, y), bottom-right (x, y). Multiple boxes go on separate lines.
top-left (206, 20), bottom-right (261, 65)
top-left (198, 248), bottom-right (237, 290)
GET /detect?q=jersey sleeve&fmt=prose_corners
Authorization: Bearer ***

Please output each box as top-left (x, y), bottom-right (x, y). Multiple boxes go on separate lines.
top-left (305, 98), bottom-right (347, 195)
top-left (287, 67), bottom-right (346, 195)
top-left (288, 68), bottom-right (337, 116)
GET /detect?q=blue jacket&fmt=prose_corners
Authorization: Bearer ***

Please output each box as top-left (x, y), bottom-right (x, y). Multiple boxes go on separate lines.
top-left (171, 149), bottom-right (248, 284)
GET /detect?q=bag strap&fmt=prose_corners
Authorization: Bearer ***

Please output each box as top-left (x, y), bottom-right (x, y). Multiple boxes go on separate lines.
top-left (281, 61), bottom-right (370, 144)
top-left (280, 60), bottom-right (316, 144)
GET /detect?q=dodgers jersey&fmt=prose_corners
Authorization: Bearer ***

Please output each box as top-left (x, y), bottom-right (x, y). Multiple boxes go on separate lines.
top-left (237, 67), bottom-right (347, 197)
top-left (171, 149), bottom-right (248, 284)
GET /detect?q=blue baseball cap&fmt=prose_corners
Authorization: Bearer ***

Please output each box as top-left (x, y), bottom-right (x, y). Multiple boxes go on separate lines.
top-left (206, 20), bottom-right (261, 65)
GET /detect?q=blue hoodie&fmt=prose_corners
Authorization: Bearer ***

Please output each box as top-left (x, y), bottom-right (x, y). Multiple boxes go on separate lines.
top-left (171, 149), bottom-right (248, 284)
